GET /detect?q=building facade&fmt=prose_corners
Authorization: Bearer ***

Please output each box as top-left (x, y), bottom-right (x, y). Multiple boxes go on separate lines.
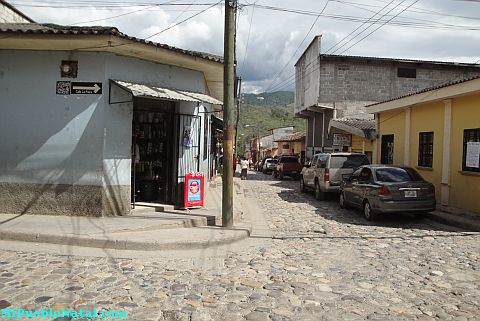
top-left (295, 35), bottom-right (480, 160)
top-left (368, 77), bottom-right (480, 215)
top-left (0, 23), bottom-right (223, 216)
top-left (328, 118), bottom-right (375, 162)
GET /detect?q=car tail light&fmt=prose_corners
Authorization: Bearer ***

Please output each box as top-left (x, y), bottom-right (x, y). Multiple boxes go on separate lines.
top-left (323, 168), bottom-right (330, 182)
top-left (378, 185), bottom-right (391, 197)
top-left (428, 185), bottom-right (435, 196)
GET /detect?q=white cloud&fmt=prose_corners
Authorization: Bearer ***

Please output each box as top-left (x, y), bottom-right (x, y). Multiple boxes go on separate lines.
top-left (14, 0), bottom-right (480, 93)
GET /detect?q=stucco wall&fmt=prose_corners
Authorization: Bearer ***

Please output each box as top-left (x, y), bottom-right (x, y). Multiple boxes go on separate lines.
top-left (0, 49), bottom-right (210, 215)
top-left (377, 109), bottom-right (406, 165)
top-left (294, 37), bottom-right (320, 113)
top-left (450, 94), bottom-right (480, 214)
top-left (409, 101), bottom-right (445, 202)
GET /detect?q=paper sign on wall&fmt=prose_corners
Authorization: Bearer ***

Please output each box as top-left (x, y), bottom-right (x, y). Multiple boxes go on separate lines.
top-left (466, 142), bottom-right (480, 168)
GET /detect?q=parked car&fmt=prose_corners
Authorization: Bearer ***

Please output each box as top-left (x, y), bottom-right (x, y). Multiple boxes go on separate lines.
top-left (262, 158), bottom-right (278, 173)
top-left (272, 155), bottom-right (303, 180)
top-left (339, 165), bottom-right (436, 221)
top-left (300, 153), bottom-right (370, 200)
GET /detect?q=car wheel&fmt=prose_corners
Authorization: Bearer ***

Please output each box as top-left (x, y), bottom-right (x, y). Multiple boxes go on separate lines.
top-left (279, 171), bottom-right (284, 180)
top-left (363, 200), bottom-right (376, 221)
top-left (315, 181), bottom-right (325, 200)
top-left (300, 177), bottom-right (306, 192)
top-left (339, 192), bottom-right (348, 209)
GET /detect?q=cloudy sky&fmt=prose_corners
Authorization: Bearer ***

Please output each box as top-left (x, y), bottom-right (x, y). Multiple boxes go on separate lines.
top-left (11, 0), bottom-right (480, 93)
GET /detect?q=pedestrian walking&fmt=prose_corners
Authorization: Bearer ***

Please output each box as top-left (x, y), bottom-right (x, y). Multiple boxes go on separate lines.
top-left (240, 157), bottom-right (249, 180)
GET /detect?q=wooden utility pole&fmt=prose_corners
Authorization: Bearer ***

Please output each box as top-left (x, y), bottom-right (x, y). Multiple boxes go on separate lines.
top-left (222, 0), bottom-right (236, 228)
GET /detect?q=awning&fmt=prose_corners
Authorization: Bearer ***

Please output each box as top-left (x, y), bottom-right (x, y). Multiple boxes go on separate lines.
top-left (112, 80), bottom-right (223, 105)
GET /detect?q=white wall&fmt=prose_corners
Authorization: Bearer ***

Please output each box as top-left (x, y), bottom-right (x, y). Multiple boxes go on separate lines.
top-left (0, 50), bottom-right (210, 189)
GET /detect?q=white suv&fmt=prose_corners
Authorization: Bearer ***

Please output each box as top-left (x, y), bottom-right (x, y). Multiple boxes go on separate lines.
top-left (300, 153), bottom-right (370, 200)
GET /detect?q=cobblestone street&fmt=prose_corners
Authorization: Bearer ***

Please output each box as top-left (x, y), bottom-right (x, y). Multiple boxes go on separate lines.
top-left (1, 171), bottom-right (479, 321)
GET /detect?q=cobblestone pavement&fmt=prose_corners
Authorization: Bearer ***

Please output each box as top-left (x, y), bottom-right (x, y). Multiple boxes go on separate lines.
top-left (1, 171), bottom-right (479, 321)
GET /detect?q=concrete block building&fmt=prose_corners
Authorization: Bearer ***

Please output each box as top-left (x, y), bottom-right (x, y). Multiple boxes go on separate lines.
top-left (295, 35), bottom-right (480, 159)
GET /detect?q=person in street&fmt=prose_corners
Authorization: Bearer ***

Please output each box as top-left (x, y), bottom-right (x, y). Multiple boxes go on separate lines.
top-left (240, 157), bottom-right (249, 180)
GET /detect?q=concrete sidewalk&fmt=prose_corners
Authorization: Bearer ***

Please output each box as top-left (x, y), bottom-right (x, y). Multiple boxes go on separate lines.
top-left (427, 209), bottom-right (480, 232)
top-left (0, 177), bottom-right (253, 251)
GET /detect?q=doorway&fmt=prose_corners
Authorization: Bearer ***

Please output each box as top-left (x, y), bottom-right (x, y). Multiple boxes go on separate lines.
top-left (131, 98), bottom-right (175, 205)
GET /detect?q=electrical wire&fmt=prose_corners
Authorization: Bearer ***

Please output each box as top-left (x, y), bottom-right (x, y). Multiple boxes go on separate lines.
top-left (239, 1), bottom-right (256, 76)
top-left (338, 0), bottom-right (420, 55)
top-left (263, 0), bottom-right (329, 93)
top-left (324, 0), bottom-right (397, 54)
top-left (144, 0), bottom-right (222, 40)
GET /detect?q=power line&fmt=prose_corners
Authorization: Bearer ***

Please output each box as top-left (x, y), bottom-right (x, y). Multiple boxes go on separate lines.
top-left (147, 0), bottom-right (199, 41)
top-left (338, 0), bottom-right (420, 55)
top-left (324, 0), bottom-right (396, 54)
top-left (263, 0), bottom-right (330, 92)
top-left (144, 0), bottom-right (222, 40)
top-left (239, 1), bottom-right (256, 76)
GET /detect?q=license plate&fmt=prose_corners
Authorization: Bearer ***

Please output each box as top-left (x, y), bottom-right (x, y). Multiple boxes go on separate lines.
top-left (404, 190), bottom-right (417, 198)
top-left (291, 171), bottom-right (297, 174)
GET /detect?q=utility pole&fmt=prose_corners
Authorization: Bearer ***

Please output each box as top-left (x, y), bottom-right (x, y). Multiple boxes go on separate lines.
top-left (222, 0), bottom-right (236, 228)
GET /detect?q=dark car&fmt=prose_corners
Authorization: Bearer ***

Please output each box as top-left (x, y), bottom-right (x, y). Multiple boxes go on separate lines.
top-left (339, 165), bottom-right (436, 221)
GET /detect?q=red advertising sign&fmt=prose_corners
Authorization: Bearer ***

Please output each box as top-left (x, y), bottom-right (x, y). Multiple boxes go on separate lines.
top-left (184, 171), bottom-right (204, 208)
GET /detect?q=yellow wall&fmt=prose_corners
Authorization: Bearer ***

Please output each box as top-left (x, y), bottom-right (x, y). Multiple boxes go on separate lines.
top-left (351, 135), bottom-right (373, 153)
top-left (277, 141), bottom-right (304, 155)
top-left (450, 93), bottom-right (480, 213)
top-left (377, 109), bottom-right (406, 165)
top-left (377, 93), bottom-right (480, 215)
top-left (409, 101), bottom-right (444, 201)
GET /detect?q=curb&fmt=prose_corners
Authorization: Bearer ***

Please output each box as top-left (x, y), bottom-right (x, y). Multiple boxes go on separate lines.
top-left (0, 228), bottom-right (251, 251)
top-left (426, 212), bottom-right (480, 232)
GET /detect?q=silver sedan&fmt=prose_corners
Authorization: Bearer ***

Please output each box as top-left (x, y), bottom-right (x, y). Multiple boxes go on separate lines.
top-left (340, 165), bottom-right (436, 221)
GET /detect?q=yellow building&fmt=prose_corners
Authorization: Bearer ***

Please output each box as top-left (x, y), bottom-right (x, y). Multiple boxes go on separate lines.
top-left (328, 118), bottom-right (375, 162)
top-left (274, 132), bottom-right (306, 163)
top-left (368, 77), bottom-right (480, 215)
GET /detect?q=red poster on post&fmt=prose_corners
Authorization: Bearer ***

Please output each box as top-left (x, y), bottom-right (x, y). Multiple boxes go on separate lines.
top-left (184, 171), bottom-right (204, 208)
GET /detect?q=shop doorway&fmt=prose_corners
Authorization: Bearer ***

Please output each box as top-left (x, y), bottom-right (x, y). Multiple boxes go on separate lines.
top-left (131, 98), bottom-right (176, 206)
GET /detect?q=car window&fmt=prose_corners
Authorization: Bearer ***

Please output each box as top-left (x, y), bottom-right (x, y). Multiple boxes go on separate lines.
top-left (266, 159), bottom-right (278, 164)
top-left (375, 167), bottom-right (424, 182)
top-left (330, 155), bottom-right (369, 169)
top-left (358, 168), bottom-right (372, 183)
top-left (319, 155), bottom-right (328, 167)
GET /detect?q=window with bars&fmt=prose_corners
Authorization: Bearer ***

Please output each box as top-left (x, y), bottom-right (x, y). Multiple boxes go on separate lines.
top-left (418, 132), bottom-right (434, 167)
top-left (463, 128), bottom-right (480, 172)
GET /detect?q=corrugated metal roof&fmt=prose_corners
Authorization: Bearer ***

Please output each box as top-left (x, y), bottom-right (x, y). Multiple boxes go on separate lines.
top-left (367, 75), bottom-right (480, 107)
top-left (0, 23), bottom-right (223, 63)
top-left (178, 91), bottom-right (223, 105)
top-left (112, 80), bottom-right (222, 104)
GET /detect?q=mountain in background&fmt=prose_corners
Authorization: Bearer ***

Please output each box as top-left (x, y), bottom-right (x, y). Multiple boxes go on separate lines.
top-left (241, 91), bottom-right (294, 107)
top-left (236, 91), bottom-right (305, 155)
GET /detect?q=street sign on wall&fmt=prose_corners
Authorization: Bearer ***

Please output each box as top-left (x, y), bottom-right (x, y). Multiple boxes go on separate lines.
top-left (56, 81), bottom-right (103, 95)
